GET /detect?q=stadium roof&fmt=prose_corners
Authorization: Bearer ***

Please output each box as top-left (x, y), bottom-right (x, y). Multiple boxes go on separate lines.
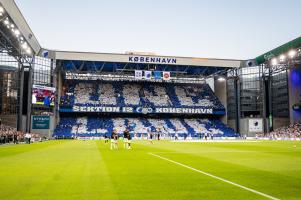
top-left (0, 0), bottom-right (41, 55)
top-left (54, 50), bottom-right (242, 68)
top-left (2, 0), bottom-right (300, 69)
top-left (255, 36), bottom-right (301, 65)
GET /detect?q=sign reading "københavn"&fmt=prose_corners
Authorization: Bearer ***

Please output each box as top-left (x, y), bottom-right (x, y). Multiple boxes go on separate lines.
top-left (129, 56), bottom-right (177, 64)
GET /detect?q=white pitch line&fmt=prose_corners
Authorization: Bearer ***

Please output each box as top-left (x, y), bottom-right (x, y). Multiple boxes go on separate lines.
top-left (148, 153), bottom-right (280, 200)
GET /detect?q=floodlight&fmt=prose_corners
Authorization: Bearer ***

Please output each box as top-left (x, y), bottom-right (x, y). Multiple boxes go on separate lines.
top-left (271, 58), bottom-right (278, 66)
top-left (0, 6), bottom-right (4, 13)
top-left (14, 29), bottom-right (20, 36)
top-left (288, 50), bottom-right (296, 58)
top-left (21, 42), bottom-right (28, 49)
top-left (26, 48), bottom-right (32, 55)
top-left (217, 77), bottom-right (225, 82)
top-left (279, 54), bottom-right (286, 62)
top-left (4, 18), bottom-right (9, 25)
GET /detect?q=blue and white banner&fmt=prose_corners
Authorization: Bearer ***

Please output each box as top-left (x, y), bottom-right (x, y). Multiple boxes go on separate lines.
top-left (68, 105), bottom-right (219, 115)
top-left (42, 50), bottom-right (49, 58)
top-left (249, 119), bottom-right (263, 132)
top-left (154, 71), bottom-right (162, 80)
top-left (144, 71), bottom-right (152, 79)
top-left (135, 70), bottom-right (143, 79)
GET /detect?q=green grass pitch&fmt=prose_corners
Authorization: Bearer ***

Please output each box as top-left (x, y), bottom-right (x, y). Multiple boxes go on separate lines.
top-left (1, 140), bottom-right (301, 200)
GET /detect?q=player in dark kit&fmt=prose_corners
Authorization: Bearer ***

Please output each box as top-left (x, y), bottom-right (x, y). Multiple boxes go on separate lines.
top-left (149, 132), bottom-right (154, 144)
top-left (123, 129), bottom-right (129, 149)
top-left (104, 133), bottom-right (109, 145)
top-left (157, 128), bottom-right (161, 140)
top-left (127, 130), bottom-right (132, 149)
top-left (13, 133), bottom-right (18, 144)
top-left (204, 132), bottom-right (208, 141)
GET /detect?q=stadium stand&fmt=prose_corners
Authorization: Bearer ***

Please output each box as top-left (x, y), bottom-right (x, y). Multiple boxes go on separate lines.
top-left (55, 80), bottom-right (237, 139)
top-left (53, 117), bottom-right (238, 138)
top-left (0, 124), bottom-right (41, 144)
top-left (59, 81), bottom-right (225, 110)
top-left (256, 122), bottom-right (301, 139)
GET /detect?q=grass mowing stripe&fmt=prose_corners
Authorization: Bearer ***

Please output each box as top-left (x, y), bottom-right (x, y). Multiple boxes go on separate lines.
top-left (0, 140), bottom-right (69, 159)
top-left (148, 152), bottom-right (280, 200)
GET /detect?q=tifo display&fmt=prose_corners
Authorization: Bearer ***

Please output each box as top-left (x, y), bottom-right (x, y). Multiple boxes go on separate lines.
top-left (55, 80), bottom-right (234, 139)
top-left (53, 117), bottom-right (237, 138)
top-left (59, 81), bottom-right (225, 114)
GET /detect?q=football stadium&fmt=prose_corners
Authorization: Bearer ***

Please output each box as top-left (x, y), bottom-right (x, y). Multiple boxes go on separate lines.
top-left (1, 1), bottom-right (301, 200)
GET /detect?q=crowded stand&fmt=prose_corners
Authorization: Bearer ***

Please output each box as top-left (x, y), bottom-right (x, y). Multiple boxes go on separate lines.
top-left (60, 81), bottom-right (225, 110)
top-left (256, 122), bottom-right (301, 140)
top-left (127, 118), bottom-right (149, 135)
top-left (144, 85), bottom-right (171, 107)
top-left (55, 80), bottom-right (236, 139)
top-left (0, 124), bottom-right (41, 144)
top-left (99, 83), bottom-right (117, 105)
top-left (123, 84), bottom-right (141, 106)
top-left (53, 117), bottom-right (238, 138)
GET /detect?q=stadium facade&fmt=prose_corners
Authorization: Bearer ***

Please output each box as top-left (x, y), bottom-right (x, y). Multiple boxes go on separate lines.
top-left (0, 0), bottom-right (301, 138)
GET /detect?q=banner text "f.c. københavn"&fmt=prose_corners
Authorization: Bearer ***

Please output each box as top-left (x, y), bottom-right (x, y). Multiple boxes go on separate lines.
top-left (72, 106), bottom-right (213, 114)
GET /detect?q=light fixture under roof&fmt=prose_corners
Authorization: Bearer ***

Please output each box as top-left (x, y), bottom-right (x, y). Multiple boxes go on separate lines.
top-left (21, 42), bottom-right (28, 49)
top-left (288, 49), bottom-right (296, 58)
top-left (271, 58), bottom-right (278, 66)
top-left (217, 77), bottom-right (225, 82)
top-left (4, 18), bottom-right (9, 25)
top-left (26, 48), bottom-right (32, 55)
top-left (0, 11), bottom-right (34, 56)
top-left (14, 29), bottom-right (20, 36)
top-left (279, 54), bottom-right (286, 61)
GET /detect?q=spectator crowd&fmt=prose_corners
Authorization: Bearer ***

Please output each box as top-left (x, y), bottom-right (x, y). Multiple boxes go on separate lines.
top-left (60, 81), bottom-right (225, 110)
top-left (0, 124), bottom-right (41, 144)
top-left (53, 117), bottom-right (238, 138)
top-left (256, 122), bottom-right (301, 139)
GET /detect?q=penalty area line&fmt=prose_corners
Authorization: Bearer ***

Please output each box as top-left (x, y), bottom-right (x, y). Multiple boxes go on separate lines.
top-left (148, 152), bottom-right (280, 200)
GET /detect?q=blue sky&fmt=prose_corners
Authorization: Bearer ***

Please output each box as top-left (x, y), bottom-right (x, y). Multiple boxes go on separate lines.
top-left (15, 0), bottom-right (301, 59)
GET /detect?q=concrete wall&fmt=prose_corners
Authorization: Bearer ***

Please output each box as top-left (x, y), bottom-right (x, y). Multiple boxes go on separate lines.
top-left (21, 115), bottom-right (27, 132)
top-left (288, 65), bottom-right (301, 123)
top-left (214, 77), bottom-right (227, 124)
top-left (273, 117), bottom-right (290, 129)
top-left (227, 119), bottom-right (236, 131)
top-left (239, 119), bottom-right (249, 136)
